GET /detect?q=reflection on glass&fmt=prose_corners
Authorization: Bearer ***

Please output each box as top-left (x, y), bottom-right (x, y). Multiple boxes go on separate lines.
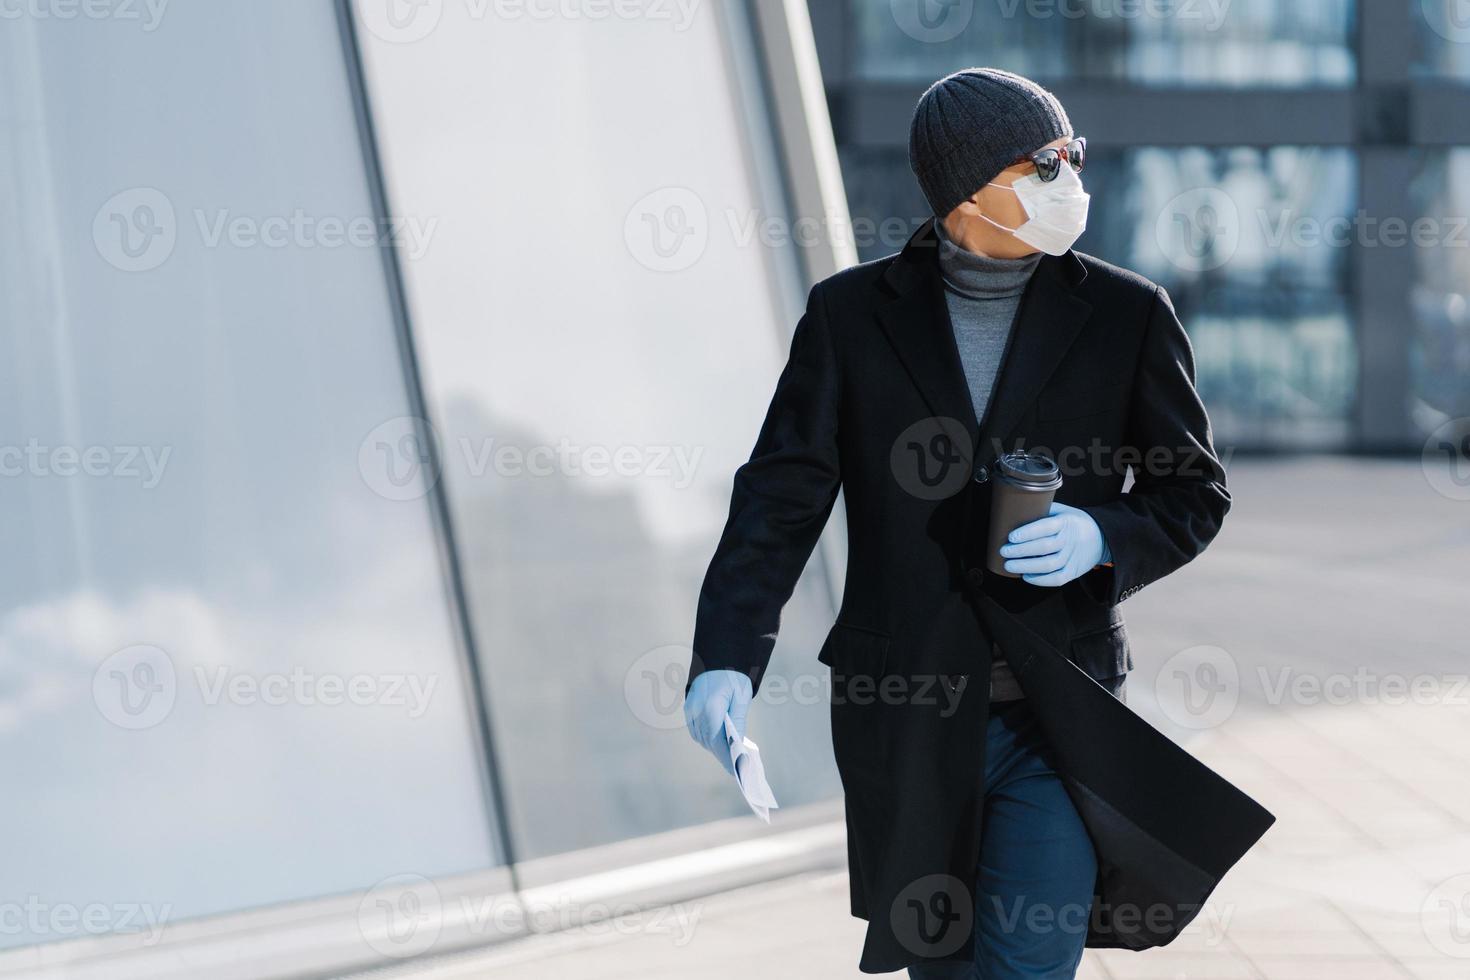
top-left (854, 0), bottom-right (1354, 86)
top-left (1091, 147), bottom-right (1357, 448)
top-left (0, 2), bottom-right (498, 950)
top-left (1409, 150), bottom-right (1470, 430)
top-left (358, 5), bottom-right (842, 862)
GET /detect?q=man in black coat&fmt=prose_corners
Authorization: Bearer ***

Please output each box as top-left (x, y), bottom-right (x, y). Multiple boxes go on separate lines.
top-left (683, 68), bottom-right (1236, 977)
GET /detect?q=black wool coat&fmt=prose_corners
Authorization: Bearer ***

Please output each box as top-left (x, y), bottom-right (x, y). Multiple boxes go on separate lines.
top-left (688, 221), bottom-right (1274, 974)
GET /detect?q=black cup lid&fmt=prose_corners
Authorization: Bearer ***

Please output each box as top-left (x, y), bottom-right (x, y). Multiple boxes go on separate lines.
top-left (996, 452), bottom-right (1060, 485)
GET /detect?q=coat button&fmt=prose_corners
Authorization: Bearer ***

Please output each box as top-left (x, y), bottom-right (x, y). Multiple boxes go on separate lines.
top-left (966, 567), bottom-right (984, 586)
top-left (972, 464), bottom-right (989, 483)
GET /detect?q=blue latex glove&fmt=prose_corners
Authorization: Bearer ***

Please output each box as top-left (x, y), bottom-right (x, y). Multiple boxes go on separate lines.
top-left (999, 501), bottom-right (1112, 587)
top-left (684, 669), bottom-right (753, 775)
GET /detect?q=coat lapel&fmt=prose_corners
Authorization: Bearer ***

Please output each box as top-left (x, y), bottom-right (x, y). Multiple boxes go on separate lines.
top-left (875, 221), bottom-right (1094, 463)
top-left (875, 222), bottom-right (981, 442)
top-left (974, 250), bottom-right (1093, 458)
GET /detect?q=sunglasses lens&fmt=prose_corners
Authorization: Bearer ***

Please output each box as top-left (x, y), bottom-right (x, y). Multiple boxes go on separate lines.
top-left (1035, 151), bottom-right (1061, 182)
top-left (1068, 139), bottom-right (1086, 173)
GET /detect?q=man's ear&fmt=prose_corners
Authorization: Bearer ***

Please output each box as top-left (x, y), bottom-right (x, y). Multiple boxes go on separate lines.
top-left (943, 197), bottom-right (981, 230)
top-left (949, 195), bottom-right (982, 219)
top-left (938, 202), bottom-right (968, 242)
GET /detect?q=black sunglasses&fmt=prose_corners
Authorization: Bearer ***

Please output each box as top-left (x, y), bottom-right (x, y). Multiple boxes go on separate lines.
top-left (1010, 137), bottom-right (1087, 182)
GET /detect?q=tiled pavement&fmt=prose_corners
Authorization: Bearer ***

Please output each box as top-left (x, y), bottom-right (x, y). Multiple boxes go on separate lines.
top-left (377, 457), bottom-right (1470, 978)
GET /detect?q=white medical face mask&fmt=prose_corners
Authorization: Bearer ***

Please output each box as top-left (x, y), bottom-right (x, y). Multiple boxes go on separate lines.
top-left (976, 162), bottom-right (1090, 256)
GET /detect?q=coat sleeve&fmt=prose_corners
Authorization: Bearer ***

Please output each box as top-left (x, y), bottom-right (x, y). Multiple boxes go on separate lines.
top-left (687, 283), bottom-right (842, 696)
top-left (1080, 285), bottom-right (1230, 607)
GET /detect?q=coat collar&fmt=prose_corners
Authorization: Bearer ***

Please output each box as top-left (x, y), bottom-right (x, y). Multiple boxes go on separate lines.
top-left (876, 220), bottom-right (1093, 463)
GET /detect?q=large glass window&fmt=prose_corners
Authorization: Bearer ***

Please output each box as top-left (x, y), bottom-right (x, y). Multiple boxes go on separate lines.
top-left (1089, 147), bottom-right (1357, 449)
top-left (1409, 149), bottom-right (1470, 432)
top-left (356, 3), bottom-right (842, 862)
top-left (855, 0), bottom-right (1354, 86)
top-left (0, 1), bottom-right (498, 949)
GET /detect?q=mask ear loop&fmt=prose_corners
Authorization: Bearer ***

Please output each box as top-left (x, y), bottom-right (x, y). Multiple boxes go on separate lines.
top-left (973, 182), bottom-right (1022, 235)
top-left (977, 213), bottom-right (1019, 235)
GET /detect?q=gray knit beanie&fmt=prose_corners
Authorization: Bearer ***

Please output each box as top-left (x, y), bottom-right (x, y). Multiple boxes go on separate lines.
top-left (909, 68), bottom-right (1073, 218)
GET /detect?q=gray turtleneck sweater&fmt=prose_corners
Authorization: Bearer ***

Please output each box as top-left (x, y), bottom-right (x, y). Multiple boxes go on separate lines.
top-left (934, 218), bottom-right (1041, 702)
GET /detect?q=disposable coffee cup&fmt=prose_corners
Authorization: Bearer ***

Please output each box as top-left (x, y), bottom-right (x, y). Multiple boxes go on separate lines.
top-left (985, 452), bottom-right (1063, 578)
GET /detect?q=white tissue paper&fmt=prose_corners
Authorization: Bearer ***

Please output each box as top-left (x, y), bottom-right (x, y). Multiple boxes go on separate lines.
top-left (724, 713), bottom-right (779, 823)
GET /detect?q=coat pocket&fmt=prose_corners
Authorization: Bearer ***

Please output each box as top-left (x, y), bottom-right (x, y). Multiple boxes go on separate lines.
top-left (1068, 621), bottom-right (1132, 679)
top-left (819, 623), bottom-right (891, 786)
top-left (817, 622), bottom-right (888, 669)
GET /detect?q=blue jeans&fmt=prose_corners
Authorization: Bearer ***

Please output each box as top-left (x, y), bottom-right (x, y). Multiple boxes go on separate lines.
top-left (908, 694), bottom-right (1103, 980)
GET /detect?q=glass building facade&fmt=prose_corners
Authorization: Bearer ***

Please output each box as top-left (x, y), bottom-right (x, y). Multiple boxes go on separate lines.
top-left (0, 2), bottom-right (846, 976)
top-left (0, 0), bottom-right (500, 945)
top-left (810, 0), bottom-right (1470, 451)
top-left (354, 0), bottom-right (842, 864)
